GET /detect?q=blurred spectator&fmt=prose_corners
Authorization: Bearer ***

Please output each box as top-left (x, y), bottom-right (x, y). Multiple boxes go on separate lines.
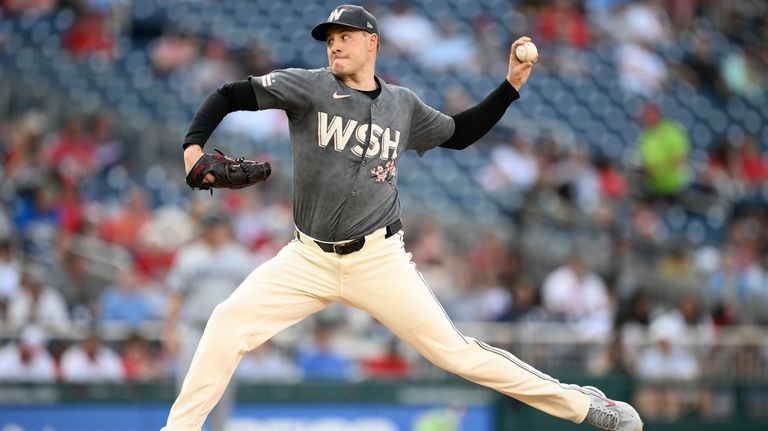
top-left (1, 0), bottom-right (55, 16)
top-left (637, 102), bottom-right (691, 198)
top-left (57, 184), bottom-right (86, 234)
top-left (418, 21), bottom-right (476, 71)
top-left (720, 47), bottom-right (765, 99)
top-left (478, 135), bottom-right (539, 192)
top-left (542, 252), bottom-right (614, 338)
top-left (99, 266), bottom-right (157, 327)
top-left (60, 331), bottom-right (125, 382)
top-left (616, 289), bottom-right (656, 362)
top-left (708, 247), bottom-right (761, 325)
top-left (99, 187), bottom-right (152, 251)
top-left (634, 314), bottom-right (700, 422)
top-left (42, 116), bottom-right (98, 186)
top-left (535, 0), bottom-right (591, 49)
top-left (588, 335), bottom-right (632, 380)
top-left (150, 30), bottom-right (200, 76)
top-left (186, 39), bottom-right (241, 94)
top-left (12, 185), bottom-right (61, 252)
top-left (733, 134), bottom-right (768, 187)
top-left (474, 275), bottom-right (512, 322)
top-left (594, 155), bottom-right (627, 200)
top-left (296, 321), bottom-right (352, 380)
top-left (498, 275), bottom-right (546, 323)
top-left (440, 84), bottom-right (471, 115)
top-left (7, 265), bottom-right (69, 332)
top-left (134, 205), bottom-right (194, 280)
top-left (550, 144), bottom-right (601, 213)
top-left (2, 110), bottom-right (48, 186)
top-left (57, 251), bottom-right (103, 322)
top-left (699, 137), bottom-right (740, 198)
top-left (236, 341), bottom-right (299, 382)
top-left (91, 113), bottom-right (125, 173)
top-left (121, 333), bottom-right (164, 381)
top-left (0, 239), bottom-right (21, 316)
top-left (616, 41), bottom-right (668, 95)
top-left (617, 0), bottom-right (671, 45)
top-left (744, 249), bottom-right (768, 321)
top-left (62, 10), bottom-right (115, 60)
top-left (0, 325), bottom-right (56, 382)
top-left (379, 0), bottom-right (437, 56)
top-left (681, 34), bottom-right (726, 99)
top-left (657, 240), bottom-right (698, 284)
top-left (361, 339), bottom-right (411, 380)
top-left (444, 266), bottom-right (487, 322)
top-left (470, 14), bottom-right (506, 74)
top-left (163, 210), bottom-right (253, 431)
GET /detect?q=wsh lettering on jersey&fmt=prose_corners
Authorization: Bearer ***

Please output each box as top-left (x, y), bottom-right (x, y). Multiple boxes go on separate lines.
top-left (317, 112), bottom-right (401, 160)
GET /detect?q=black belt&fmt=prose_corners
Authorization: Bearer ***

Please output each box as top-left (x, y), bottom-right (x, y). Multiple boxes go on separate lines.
top-left (300, 219), bottom-right (402, 255)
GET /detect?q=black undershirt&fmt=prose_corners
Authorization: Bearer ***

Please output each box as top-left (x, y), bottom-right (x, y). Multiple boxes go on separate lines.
top-left (183, 78), bottom-right (519, 150)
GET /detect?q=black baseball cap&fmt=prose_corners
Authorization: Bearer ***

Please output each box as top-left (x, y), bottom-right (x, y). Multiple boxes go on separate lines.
top-left (311, 5), bottom-right (379, 41)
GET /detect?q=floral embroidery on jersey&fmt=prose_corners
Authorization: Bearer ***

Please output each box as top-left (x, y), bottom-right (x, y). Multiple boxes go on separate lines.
top-left (371, 160), bottom-right (397, 182)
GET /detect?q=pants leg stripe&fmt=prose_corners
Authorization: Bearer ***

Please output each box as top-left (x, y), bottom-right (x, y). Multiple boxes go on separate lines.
top-left (411, 262), bottom-right (469, 345)
top-left (406, 240), bottom-right (586, 397)
top-left (475, 339), bottom-right (574, 388)
top-left (476, 340), bottom-right (599, 398)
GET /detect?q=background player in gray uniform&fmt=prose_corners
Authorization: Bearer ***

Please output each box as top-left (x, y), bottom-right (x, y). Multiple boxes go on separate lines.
top-left (163, 211), bottom-right (253, 431)
top-left (165, 5), bottom-right (643, 431)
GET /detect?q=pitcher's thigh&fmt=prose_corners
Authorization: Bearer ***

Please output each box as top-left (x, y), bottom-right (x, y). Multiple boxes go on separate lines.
top-left (347, 259), bottom-right (470, 362)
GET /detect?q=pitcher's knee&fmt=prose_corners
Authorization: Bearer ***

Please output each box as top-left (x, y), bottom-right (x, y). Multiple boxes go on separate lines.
top-left (426, 351), bottom-right (473, 376)
top-left (205, 301), bottom-right (246, 338)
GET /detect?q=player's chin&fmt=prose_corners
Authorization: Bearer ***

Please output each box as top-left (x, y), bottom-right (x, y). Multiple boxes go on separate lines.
top-left (330, 64), bottom-right (347, 76)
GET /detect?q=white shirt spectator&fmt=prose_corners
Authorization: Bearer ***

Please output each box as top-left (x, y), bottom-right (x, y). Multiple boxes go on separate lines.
top-left (542, 257), bottom-right (613, 337)
top-left (619, 1), bottom-right (670, 45)
top-left (616, 42), bottom-right (668, 96)
top-left (7, 281), bottom-right (70, 331)
top-left (0, 326), bottom-right (55, 382)
top-left (636, 315), bottom-right (700, 381)
top-left (60, 336), bottom-right (125, 382)
top-left (0, 255), bottom-right (20, 302)
top-left (379, 2), bottom-right (437, 55)
top-left (478, 139), bottom-right (540, 192)
top-left (418, 22), bottom-right (476, 71)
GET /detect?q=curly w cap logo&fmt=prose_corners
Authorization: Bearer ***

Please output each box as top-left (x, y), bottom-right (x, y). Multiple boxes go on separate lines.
top-left (328, 7), bottom-right (347, 21)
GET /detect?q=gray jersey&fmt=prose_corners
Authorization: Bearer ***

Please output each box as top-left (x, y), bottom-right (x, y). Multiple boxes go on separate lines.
top-left (250, 68), bottom-right (455, 241)
top-left (167, 241), bottom-right (254, 327)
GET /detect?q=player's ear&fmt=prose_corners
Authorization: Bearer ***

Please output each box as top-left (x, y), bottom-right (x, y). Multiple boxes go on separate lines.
top-left (369, 33), bottom-right (379, 53)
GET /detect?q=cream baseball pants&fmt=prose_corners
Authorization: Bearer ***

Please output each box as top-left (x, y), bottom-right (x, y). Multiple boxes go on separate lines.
top-left (163, 225), bottom-right (591, 430)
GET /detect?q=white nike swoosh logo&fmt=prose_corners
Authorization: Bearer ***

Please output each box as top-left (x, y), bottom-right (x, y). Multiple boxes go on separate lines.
top-left (333, 91), bottom-right (351, 99)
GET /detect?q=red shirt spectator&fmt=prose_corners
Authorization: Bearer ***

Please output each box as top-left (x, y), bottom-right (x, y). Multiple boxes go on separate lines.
top-left (100, 189), bottom-right (152, 251)
top-left (737, 136), bottom-right (768, 184)
top-left (595, 156), bottom-right (627, 199)
top-left (535, 0), bottom-right (591, 48)
top-left (361, 341), bottom-right (411, 380)
top-left (62, 12), bottom-right (114, 59)
top-left (42, 118), bottom-right (98, 186)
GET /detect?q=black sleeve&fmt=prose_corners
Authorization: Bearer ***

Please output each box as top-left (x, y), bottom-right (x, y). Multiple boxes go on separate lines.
top-left (439, 80), bottom-right (520, 150)
top-left (182, 79), bottom-right (260, 149)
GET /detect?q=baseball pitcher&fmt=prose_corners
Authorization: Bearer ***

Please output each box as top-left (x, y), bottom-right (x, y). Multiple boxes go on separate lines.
top-left (166, 5), bottom-right (643, 431)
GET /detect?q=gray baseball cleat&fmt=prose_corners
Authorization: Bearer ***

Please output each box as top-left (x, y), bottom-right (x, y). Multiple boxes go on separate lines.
top-left (581, 386), bottom-right (643, 431)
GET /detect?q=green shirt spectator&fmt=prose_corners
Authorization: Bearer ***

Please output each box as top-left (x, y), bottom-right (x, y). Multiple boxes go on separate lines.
top-left (638, 103), bottom-right (691, 196)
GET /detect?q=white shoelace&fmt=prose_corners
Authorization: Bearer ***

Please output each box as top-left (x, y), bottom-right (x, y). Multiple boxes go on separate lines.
top-left (586, 404), bottom-right (619, 431)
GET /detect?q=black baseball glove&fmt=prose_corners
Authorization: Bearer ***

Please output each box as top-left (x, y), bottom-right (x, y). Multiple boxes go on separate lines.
top-left (185, 149), bottom-right (271, 191)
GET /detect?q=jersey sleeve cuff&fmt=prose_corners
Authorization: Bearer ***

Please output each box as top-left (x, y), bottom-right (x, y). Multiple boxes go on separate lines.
top-left (501, 80), bottom-right (520, 101)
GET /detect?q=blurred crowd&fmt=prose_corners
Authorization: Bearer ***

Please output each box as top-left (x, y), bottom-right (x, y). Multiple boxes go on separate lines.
top-left (1, 0), bottom-right (768, 423)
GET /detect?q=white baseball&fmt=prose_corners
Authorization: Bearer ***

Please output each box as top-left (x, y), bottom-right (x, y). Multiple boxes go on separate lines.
top-left (515, 41), bottom-right (538, 63)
